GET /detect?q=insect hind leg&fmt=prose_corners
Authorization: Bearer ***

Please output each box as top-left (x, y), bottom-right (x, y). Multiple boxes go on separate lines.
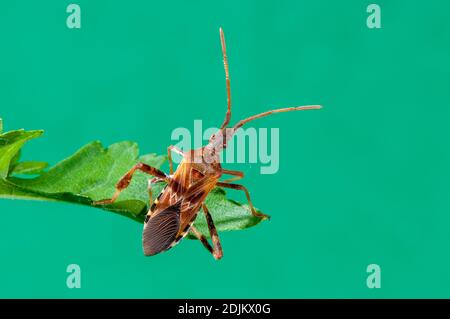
top-left (202, 204), bottom-right (223, 259)
top-left (189, 204), bottom-right (223, 260)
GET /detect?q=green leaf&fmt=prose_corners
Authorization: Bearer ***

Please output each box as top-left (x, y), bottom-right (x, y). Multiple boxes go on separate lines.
top-left (8, 141), bottom-right (161, 223)
top-left (8, 149), bottom-right (22, 175)
top-left (0, 129), bottom-right (43, 178)
top-left (0, 126), bottom-right (266, 237)
top-left (11, 161), bottom-right (48, 175)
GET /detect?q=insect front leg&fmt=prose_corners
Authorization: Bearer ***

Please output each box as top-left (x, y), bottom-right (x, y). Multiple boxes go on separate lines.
top-left (189, 205), bottom-right (223, 260)
top-left (93, 163), bottom-right (169, 205)
top-left (216, 182), bottom-right (270, 220)
top-left (167, 145), bottom-right (184, 174)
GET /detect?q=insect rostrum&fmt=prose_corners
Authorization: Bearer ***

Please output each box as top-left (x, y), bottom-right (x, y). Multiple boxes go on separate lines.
top-left (93, 28), bottom-right (321, 260)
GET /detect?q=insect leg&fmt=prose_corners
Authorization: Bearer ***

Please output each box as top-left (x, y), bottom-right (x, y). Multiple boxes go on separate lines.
top-left (93, 163), bottom-right (169, 205)
top-left (167, 145), bottom-right (184, 174)
top-left (189, 226), bottom-right (214, 256)
top-left (220, 169), bottom-right (244, 183)
top-left (147, 177), bottom-right (164, 207)
top-left (216, 182), bottom-right (270, 219)
top-left (189, 216), bottom-right (223, 260)
top-left (201, 203), bottom-right (223, 259)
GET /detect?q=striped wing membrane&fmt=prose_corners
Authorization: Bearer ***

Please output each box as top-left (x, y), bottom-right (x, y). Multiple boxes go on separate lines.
top-left (142, 203), bottom-right (181, 256)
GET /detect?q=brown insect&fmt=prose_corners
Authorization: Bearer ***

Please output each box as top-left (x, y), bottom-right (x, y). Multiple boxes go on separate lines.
top-left (94, 28), bottom-right (321, 260)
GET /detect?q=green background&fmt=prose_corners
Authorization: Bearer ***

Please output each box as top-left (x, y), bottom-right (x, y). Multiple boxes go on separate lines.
top-left (1, 0), bottom-right (449, 298)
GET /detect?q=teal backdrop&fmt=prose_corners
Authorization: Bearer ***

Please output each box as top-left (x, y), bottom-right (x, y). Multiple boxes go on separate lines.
top-left (1, 0), bottom-right (449, 298)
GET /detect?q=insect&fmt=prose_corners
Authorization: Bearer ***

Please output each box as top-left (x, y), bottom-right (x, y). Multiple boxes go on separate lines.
top-left (94, 28), bottom-right (321, 260)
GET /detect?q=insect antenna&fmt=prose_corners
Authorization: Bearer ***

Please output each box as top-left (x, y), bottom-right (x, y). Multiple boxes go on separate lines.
top-left (219, 27), bottom-right (232, 130)
top-left (207, 105), bottom-right (322, 153)
top-left (232, 105), bottom-right (322, 130)
top-left (206, 28), bottom-right (322, 154)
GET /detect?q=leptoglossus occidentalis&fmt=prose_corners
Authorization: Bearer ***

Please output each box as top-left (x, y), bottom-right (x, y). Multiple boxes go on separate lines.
top-left (94, 28), bottom-right (321, 259)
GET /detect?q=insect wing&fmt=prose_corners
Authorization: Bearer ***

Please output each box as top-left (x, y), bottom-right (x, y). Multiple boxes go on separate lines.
top-left (142, 203), bottom-right (181, 256)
